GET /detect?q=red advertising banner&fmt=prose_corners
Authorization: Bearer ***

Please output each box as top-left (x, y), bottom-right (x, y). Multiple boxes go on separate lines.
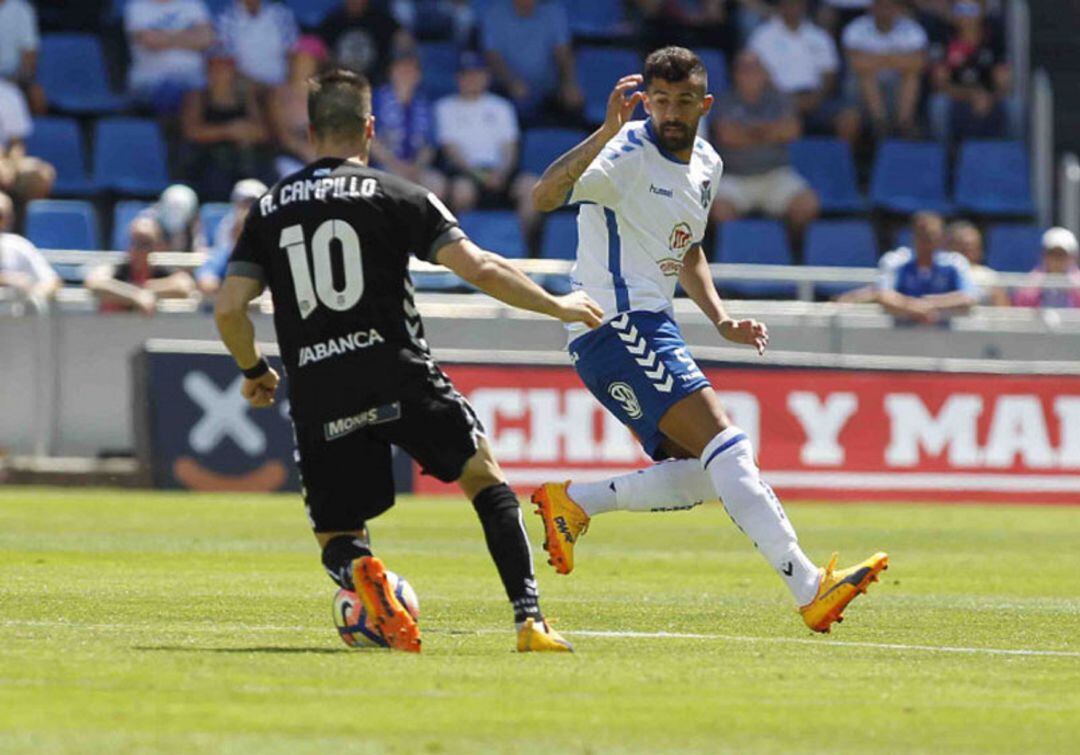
top-left (415, 363), bottom-right (1080, 504)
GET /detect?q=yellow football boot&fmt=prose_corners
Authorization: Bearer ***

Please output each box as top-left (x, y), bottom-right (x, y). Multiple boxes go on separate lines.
top-left (516, 617), bottom-right (574, 653)
top-left (353, 556), bottom-right (422, 653)
top-left (531, 482), bottom-right (590, 575)
top-left (799, 552), bottom-right (889, 633)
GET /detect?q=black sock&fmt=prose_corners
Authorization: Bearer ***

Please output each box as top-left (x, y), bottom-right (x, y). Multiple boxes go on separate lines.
top-left (320, 531), bottom-right (372, 590)
top-left (472, 483), bottom-right (543, 625)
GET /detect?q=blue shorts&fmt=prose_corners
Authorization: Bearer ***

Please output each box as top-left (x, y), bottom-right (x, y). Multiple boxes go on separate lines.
top-left (569, 310), bottom-right (711, 461)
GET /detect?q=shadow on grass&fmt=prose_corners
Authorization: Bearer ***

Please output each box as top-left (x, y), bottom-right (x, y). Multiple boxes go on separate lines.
top-left (135, 645), bottom-right (355, 654)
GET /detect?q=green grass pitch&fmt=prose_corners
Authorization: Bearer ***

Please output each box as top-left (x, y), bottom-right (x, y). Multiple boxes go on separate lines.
top-left (1, 487), bottom-right (1078, 753)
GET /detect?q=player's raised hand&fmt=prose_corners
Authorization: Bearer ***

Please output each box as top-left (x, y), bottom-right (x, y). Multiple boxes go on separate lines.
top-left (603, 74), bottom-right (644, 136)
top-left (241, 367), bottom-right (280, 408)
top-left (719, 318), bottom-right (769, 356)
top-left (552, 291), bottom-right (605, 329)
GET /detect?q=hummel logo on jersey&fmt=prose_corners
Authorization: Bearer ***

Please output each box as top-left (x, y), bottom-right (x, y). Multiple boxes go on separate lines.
top-left (298, 328), bottom-right (385, 367)
top-left (649, 184), bottom-right (673, 198)
top-left (607, 381), bottom-right (643, 419)
top-left (782, 562), bottom-right (794, 576)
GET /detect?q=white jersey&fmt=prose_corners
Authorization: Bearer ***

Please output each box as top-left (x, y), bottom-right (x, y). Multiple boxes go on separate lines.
top-left (565, 120), bottom-right (723, 334)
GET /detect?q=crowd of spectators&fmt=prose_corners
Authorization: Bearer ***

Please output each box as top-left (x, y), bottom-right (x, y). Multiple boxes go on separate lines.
top-left (1, 0), bottom-right (1077, 315)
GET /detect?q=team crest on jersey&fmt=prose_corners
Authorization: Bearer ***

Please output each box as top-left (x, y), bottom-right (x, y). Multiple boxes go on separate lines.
top-left (669, 222), bottom-right (693, 253)
top-left (607, 382), bottom-right (643, 420)
top-left (700, 179), bottom-right (712, 209)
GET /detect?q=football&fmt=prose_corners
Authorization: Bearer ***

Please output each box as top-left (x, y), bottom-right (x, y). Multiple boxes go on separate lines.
top-left (332, 571), bottom-right (421, 648)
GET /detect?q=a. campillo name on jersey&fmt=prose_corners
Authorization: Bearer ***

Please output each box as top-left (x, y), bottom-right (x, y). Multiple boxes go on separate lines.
top-left (259, 176), bottom-right (379, 216)
top-left (298, 328), bottom-right (385, 367)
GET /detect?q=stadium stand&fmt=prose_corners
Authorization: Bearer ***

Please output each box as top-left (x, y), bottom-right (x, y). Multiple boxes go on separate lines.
top-left (539, 212), bottom-right (578, 260)
top-left (789, 137), bottom-right (865, 214)
top-left (419, 41), bottom-right (461, 102)
top-left (26, 200), bottom-right (100, 251)
top-left (576, 46), bottom-right (642, 125)
top-left (285, 0), bottom-right (339, 28)
top-left (870, 140), bottom-right (950, 214)
top-left (25, 118), bottom-right (94, 196)
top-left (38, 34), bottom-right (127, 114)
top-left (566, 0), bottom-right (626, 39)
top-left (111, 201), bottom-right (151, 251)
top-left (520, 127), bottom-right (590, 176)
top-left (694, 47), bottom-right (728, 94)
top-left (199, 202), bottom-right (232, 245)
top-left (715, 219), bottom-right (797, 298)
top-left (91, 118), bottom-right (171, 196)
top-left (986, 224), bottom-right (1045, 273)
top-left (953, 140), bottom-right (1035, 217)
top-left (803, 219), bottom-right (879, 297)
top-left (459, 210), bottom-right (527, 259)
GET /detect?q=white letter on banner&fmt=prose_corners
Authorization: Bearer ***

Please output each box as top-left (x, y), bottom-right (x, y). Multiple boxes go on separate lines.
top-left (469, 388), bottom-right (525, 461)
top-left (983, 395), bottom-right (1055, 469)
top-left (527, 389), bottom-right (597, 462)
top-left (1055, 397), bottom-right (1080, 468)
top-left (787, 392), bottom-right (858, 466)
top-left (884, 393), bottom-right (983, 467)
top-left (600, 408), bottom-right (643, 462)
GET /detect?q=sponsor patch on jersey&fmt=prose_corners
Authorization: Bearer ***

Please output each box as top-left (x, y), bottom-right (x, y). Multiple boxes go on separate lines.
top-left (607, 381), bottom-right (643, 420)
top-left (657, 257), bottom-right (683, 276)
top-left (669, 222), bottom-right (693, 254)
top-left (324, 401), bottom-right (402, 441)
top-left (297, 328), bottom-right (385, 367)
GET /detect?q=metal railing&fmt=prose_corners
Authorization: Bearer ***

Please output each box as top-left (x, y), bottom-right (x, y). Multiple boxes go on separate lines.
top-left (1060, 152), bottom-right (1080, 235)
top-left (1032, 68), bottom-right (1054, 228)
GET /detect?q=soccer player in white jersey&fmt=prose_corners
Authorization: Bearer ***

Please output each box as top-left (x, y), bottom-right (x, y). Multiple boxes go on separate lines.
top-left (530, 47), bottom-right (887, 633)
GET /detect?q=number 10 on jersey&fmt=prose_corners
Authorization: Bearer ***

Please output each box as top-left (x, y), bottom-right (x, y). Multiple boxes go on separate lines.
top-left (280, 220), bottom-right (365, 318)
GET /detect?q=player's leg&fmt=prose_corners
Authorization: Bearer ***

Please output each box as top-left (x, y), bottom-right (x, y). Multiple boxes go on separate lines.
top-left (658, 388), bottom-right (887, 631)
top-left (294, 422), bottom-right (420, 652)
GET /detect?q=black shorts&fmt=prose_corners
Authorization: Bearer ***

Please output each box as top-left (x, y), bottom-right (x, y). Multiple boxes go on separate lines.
top-left (293, 377), bottom-right (483, 533)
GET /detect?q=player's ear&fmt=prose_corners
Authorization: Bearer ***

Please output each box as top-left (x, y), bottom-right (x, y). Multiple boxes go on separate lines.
top-left (700, 93), bottom-right (714, 119)
top-left (366, 115), bottom-right (376, 142)
top-left (641, 91), bottom-right (652, 115)
top-left (307, 124), bottom-right (317, 147)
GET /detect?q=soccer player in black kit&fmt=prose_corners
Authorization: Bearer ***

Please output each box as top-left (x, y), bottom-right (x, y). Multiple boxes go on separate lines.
top-left (214, 69), bottom-right (603, 653)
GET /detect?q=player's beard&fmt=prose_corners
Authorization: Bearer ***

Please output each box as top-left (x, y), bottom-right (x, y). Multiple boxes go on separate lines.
top-left (655, 120), bottom-right (696, 153)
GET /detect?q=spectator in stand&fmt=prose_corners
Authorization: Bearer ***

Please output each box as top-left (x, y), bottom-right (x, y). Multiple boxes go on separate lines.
top-left (842, 0), bottom-right (928, 138)
top-left (0, 0), bottom-right (45, 114)
top-left (628, 0), bottom-right (738, 59)
top-left (946, 219), bottom-right (1008, 306)
top-left (144, 184), bottom-right (208, 254)
top-left (816, 0), bottom-right (870, 36)
top-left (0, 190), bottom-right (61, 305)
top-left (711, 51), bottom-right (819, 242)
top-left (371, 49), bottom-right (447, 199)
top-left (317, 0), bottom-right (414, 84)
top-left (749, 0), bottom-right (861, 143)
top-left (928, 1), bottom-right (1010, 142)
top-left (195, 178), bottom-right (266, 296)
top-left (180, 47), bottom-right (270, 201)
top-left (125, 0), bottom-right (215, 113)
top-left (389, 0), bottom-right (477, 46)
top-left (0, 80), bottom-right (54, 206)
top-left (216, 0), bottom-right (299, 90)
top-left (268, 36), bottom-right (328, 179)
top-left (85, 216), bottom-right (196, 315)
top-left (838, 211), bottom-right (976, 323)
top-left (480, 0), bottom-right (583, 123)
top-left (435, 52), bottom-right (531, 222)
top-left (1012, 227), bottom-right (1080, 310)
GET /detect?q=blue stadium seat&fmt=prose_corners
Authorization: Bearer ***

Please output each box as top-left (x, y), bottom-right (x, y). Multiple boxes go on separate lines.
top-left (419, 42), bottom-right (461, 102)
top-left (200, 203), bottom-right (232, 244)
top-left (893, 226), bottom-right (913, 250)
top-left (285, 0), bottom-right (339, 27)
top-left (92, 118), bottom-right (171, 195)
top-left (954, 140), bottom-right (1034, 216)
top-left (561, 0), bottom-right (626, 38)
top-left (695, 48), bottom-right (728, 94)
top-left (520, 127), bottom-right (589, 176)
top-left (986, 224), bottom-right (1044, 273)
top-left (714, 219), bottom-right (796, 298)
top-left (24, 118), bottom-right (94, 196)
top-left (540, 212), bottom-right (578, 260)
top-left (111, 200), bottom-right (152, 250)
top-left (459, 210), bottom-right (527, 258)
top-left (577, 47), bottom-right (642, 124)
top-left (790, 137), bottom-right (865, 213)
top-left (803, 220), bottom-right (879, 297)
top-left (25, 200), bottom-right (100, 251)
top-left (38, 34), bottom-right (127, 114)
top-left (870, 140), bottom-right (950, 213)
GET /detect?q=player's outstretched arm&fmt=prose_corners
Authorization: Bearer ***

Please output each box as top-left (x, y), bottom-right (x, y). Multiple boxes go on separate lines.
top-left (435, 238), bottom-right (603, 328)
top-left (214, 274), bottom-right (280, 408)
top-left (679, 244), bottom-right (768, 356)
top-left (531, 74), bottom-right (643, 212)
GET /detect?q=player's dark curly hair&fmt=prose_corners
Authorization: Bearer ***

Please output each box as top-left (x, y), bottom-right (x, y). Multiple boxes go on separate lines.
top-left (643, 46), bottom-right (707, 91)
top-left (307, 68), bottom-right (373, 141)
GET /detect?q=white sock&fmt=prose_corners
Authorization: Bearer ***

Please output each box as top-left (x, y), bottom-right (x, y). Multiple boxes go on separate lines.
top-left (701, 427), bottom-right (820, 606)
top-left (568, 459), bottom-right (716, 517)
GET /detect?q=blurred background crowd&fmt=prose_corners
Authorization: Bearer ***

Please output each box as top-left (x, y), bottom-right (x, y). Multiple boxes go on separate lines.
top-left (0, 0), bottom-right (1076, 319)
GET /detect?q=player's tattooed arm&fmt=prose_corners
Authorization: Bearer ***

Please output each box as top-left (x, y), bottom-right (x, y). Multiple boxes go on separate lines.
top-left (531, 74), bottom-right (643, 212)
top-left (436, 238), bottom-right (603, 328)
